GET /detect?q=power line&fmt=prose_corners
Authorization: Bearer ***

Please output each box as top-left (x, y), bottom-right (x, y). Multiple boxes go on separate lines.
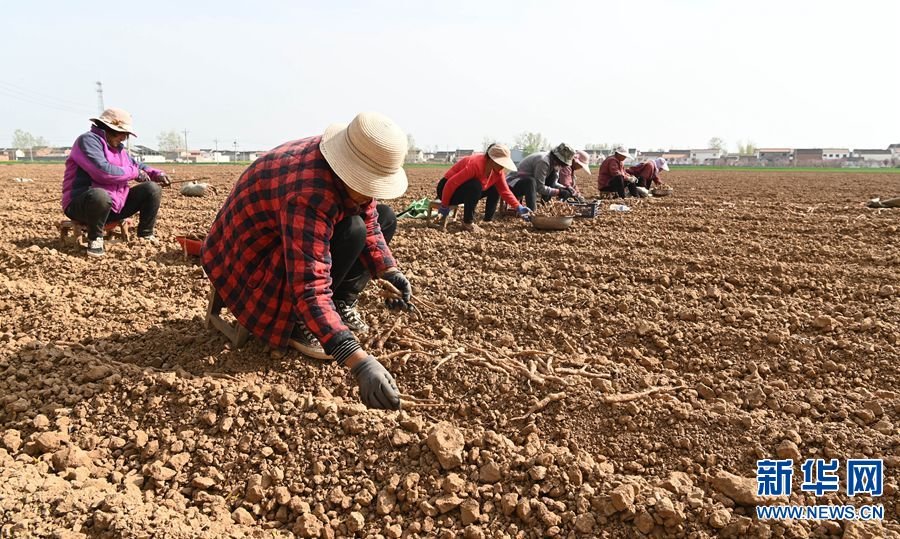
top-left (0, 87), bottom-right (93, 115)
top-left (0, 79), bottom-right (94, 110)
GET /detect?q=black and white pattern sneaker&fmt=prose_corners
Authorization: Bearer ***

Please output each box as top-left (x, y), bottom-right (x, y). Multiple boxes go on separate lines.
top-left (289, 323), bottom-right (329, 360)
top-left (336, 299), bottom-right (369, 334)
top-left (86, 237), bottom-right (105, 258)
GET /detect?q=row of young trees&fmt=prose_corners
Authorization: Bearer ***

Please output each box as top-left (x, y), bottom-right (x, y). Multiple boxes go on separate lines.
top-left (10, 129), bottom-right (759, 158)
top-left (473, 134), bottom-right (758, 157)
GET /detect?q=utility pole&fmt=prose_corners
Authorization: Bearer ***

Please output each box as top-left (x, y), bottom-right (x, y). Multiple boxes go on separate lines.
top-left (233, 140), bottom-right (238, 162)
top-left (183, 129), bottom-right (190, 157)
top-left (213, 138), bottom-right (219, 152)
top-left (95, 81), bottom-right (104, 114)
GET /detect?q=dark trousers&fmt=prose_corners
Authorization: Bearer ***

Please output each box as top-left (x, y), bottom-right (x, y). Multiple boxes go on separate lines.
top-left (436, 177), bottom-right (483, 224)
top-left (65, 183), bottom-right (162, 240)
top-left (483, 177), bottom-right (535, 220)
top-left (601, 176), bottom-right (639, 199)
top-left (436, 177), bottom-right (536, 222)
top-left (330, 203), bottom-right (396, 303)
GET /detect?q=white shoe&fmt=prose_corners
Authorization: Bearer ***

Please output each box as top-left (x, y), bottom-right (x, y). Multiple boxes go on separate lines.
top-left (138, 235), bottom-right (159, 245)
top-left (86, 237), bottom-right (105, 257)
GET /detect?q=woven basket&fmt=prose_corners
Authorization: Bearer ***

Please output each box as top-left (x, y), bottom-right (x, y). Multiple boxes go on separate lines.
top-left (531, 215), bottom-right (574, 231)
top-left (652, 187), bottom-right (674, 197)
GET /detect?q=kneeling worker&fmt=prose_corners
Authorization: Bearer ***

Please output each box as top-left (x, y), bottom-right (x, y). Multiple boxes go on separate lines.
top-left (202, 112), bottom-right (412, 410)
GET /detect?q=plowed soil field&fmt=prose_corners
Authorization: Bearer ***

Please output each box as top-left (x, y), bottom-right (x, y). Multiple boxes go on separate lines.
top-left (1, 164), bottom-right (898, 538)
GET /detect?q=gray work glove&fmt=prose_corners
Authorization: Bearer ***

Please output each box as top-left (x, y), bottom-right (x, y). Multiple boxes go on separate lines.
top-left (136, 170), bottom-right (151, 183)
top-left (381, 269), bottom-right (412, 311)
top-left (350, 355), bottom-right (401, 410)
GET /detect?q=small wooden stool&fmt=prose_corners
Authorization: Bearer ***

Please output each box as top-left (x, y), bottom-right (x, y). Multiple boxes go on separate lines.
top-left (58, 219), bottom-right (132, 244)
top-left (206, 285), bottom-right (250, 348)
top-left (426, 200), bottom-right (459, 223)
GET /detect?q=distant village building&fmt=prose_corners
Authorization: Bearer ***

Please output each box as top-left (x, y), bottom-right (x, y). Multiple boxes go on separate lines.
top-left (431, 151), bottom-right (455, 163)
top-left (690, 148), bottom-right (723, 164)
top-left (405, 148), bottom-right (424, 164)
top-left (852, 149), bottom-right (892, 166)
top-left (0, 149), bottom-right (24, 161)
top-left (793, 148), bottom-right (823, 166)
top-left (131, 145), bottom-right (166, 164)
top-left (664, 150), bottom-right (692, 165)
top-left (822, 148), bottom-right (850, 160)
top-left (757, 148), bottom-right (793, 166)
top-left (888, 144), bottom-right (900, 160)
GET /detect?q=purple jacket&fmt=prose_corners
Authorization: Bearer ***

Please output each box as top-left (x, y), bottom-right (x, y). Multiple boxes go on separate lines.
top-left (62, 126), bottom-right (162, 213)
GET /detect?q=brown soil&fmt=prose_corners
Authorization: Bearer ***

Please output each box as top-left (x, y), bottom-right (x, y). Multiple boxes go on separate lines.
top-left (1, 164), bottom-right (898, 538)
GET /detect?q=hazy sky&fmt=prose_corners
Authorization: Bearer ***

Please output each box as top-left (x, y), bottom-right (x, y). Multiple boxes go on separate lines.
top-left (2, 0), bottom-right (898, 153)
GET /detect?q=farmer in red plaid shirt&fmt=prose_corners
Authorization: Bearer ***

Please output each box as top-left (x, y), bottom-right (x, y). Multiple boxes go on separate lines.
top-left (201, 112), bottom-right (412, 410)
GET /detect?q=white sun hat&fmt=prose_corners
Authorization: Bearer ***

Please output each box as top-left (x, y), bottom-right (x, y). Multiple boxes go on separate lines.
top-left (655, 157), bottom-right (670, 171)
top-left (320, 112), bottom-right (409, 200)
top-left (90, 107), bottom-right (137, 137)
top-left (614, 147), bottom-right (632, 159)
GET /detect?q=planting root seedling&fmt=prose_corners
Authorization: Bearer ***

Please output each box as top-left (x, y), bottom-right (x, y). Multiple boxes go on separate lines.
top-left (1, 163), bottom-right (899, 538)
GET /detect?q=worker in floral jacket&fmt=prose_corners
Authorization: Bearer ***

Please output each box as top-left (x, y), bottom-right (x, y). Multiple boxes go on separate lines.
top-left (201, 112), bottom-right (412, 410)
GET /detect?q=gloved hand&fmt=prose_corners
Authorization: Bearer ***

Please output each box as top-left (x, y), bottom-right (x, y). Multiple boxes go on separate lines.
top-left (559, 187), bottom-right (574, 199)
top-left (136, 170), bottom-right (151, 183)
top-left (381, 269), bottom-right (412, 311)
top-left (516, 205), bottom-right (531, 217)
top-left (154, 173), bottom-right (172, 187)
top-left (438, 205), bottom-right (451, 217)
top-left (350, 355), bottom-right (400, 410)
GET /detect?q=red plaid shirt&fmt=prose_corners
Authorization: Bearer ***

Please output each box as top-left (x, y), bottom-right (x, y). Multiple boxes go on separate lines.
top-left (201, 136), bottom-right (396, 356)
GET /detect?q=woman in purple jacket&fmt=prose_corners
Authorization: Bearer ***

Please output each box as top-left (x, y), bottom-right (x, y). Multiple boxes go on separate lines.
top-left (62, 108), bottom-right (170, 257)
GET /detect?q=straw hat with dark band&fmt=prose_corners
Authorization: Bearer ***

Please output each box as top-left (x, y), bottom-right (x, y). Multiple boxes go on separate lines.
top-left (320, 112), bottom-right (408, 200)
top-left (90, 108), bottom-right (137, 137)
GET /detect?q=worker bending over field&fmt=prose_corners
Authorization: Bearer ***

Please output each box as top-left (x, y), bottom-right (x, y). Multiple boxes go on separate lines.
top-left (436, 144), bottom-right (529, 232)
top-left (557, 149), bottom-right (591, 199)
top-left (202, 112), bottom-right (412, 410)
top-left (627, 157), bottom-right (669, 189)
top-left (62, 108), bottom-right (171, 257)
top-left (506, 143), bottom-right (577, 210)
top-left (598, 148), bottom-right (639, 199)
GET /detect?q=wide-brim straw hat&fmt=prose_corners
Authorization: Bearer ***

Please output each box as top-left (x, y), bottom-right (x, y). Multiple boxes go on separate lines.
top-left (573, 150), bottom-right (591, 175)
top-left (487, 144), bottom-right (517, 172)
top-left (90, 107), bottom-right (137, 137)
top-left (321, 112), bottom-right (408, 200)
top-left (614, 148), bottom-right (632, 159)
